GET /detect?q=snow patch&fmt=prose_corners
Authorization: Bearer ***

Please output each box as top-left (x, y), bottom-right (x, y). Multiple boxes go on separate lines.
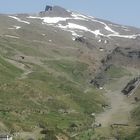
top-left (4, 35), bottom-right (19, 39)
top-left (123, 28), bottom-right (130, 32)
top-left (90, 18), bottom-right (119, 34)
top-left (98, 39), bottom-right (101, 42)
top-left (8, 25), bottom-right (21, 30)
top-left (90, 19), bottom-right (139, 39)
top-left (28, 13), bottom-right (91, 24)
top-left (42, 17), bottom-right (69, 24)
top-left (71, 12), bottom-right (95, 21)
top-left (71, 31), bottom-right (79, 36)
top-left (14, 26), bottom-right (21, 29)
top-left (57, 23), bottom-right (104, 37)
top-left (104, 26), bottom-right (119, 34)
top-left (28, 16), bottom-right (69, 24)
top-left (9, 16), bottom-right (30, 24)
top-left (91, 30), bottom-right (104, 37)
top-left (107, 34), bottom-right (137, 39)
top-left (67, 23), bottom-right (89, 31)
top-left (42, 34), bottom-right (46, 36)
top-left (109, 24), bottom-right (120, 28)
top-left (99, 87), bottom-right (103, 90)
top-left (71, 13), bottom-right (89, 21)
top-left (104, 40), bottom-right (107, 44)
top-left (28, 15), bottom-right (139, 40)
top-left (8, 27), bottom-right (15, 30)
top-left (99, 48), bottom-right (104, 52)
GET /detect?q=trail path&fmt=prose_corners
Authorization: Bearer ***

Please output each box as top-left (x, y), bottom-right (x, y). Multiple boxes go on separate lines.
top-left (96, 77), bottom-right (136, 127)
top-left (5, 58), bottom-right (33, 79)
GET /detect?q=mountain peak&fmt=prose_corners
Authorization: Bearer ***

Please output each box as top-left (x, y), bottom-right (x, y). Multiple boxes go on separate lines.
top-left (39, 5), bottom-right (71, 17)
top-left (45, 5), bottom-right (53, 12)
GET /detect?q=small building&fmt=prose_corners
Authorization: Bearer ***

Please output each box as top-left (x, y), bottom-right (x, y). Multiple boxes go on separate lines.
top-left (0, 135), bottom-right (12, 140)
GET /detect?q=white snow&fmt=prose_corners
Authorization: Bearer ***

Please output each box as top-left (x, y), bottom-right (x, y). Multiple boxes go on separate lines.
top-left (67, 23), bottom-right (89, 31)
top-left (99, 87), bottom-right (103, 90)
top-left (109, 24), bottom-right (120, 28)
top-left (9, 16), bottom-right (30, 24)
top-left (58, 27), bottom-right (80, 37)
top-left (98, 39), bottom-right (101, 42)
top-left (42, 17), bottom-right (68, 24)
top-left (72, 37), bottom-right (75, 41)
top-left (55, 23), bottom-right (82, 38)
top-left (104, 40), bottom-right (107, 44)
top-left (123, 28), bottom-right (130, 31)
top-left (71, 12), bottom-right (96, 21)
top-left (71, 31), bottom-right (79, 36)
top-left (104, 26), bottom-right (119, 34)
top-left (72, 13), bottom-right (88, 19)
top-left (89, 19), bottom-right (139, 39)
top-left (71, 13), bottom-right (89, 21)
top-left (28, 16), bottom-right (69, 24)
top-left (28, 13), bottom-right (90, 24)
top-left (14, 26), bottom-right (21, 29)
top-left (28, 15), bottom-right (139, 40)
top-left (42, 34), bottom-right (46, 36)
top-left (107, 34), bottom-right (137, 39)
top-left (90, 30), bottom-right (104, 37)
top-left (8, 25), bottom-right (21, 30)
top-left (4, 35), bottom-right (19, 39)
top-left (91, 113), bottom-right (96, 116)
top-left (89, 18), bottom-right (119, 35)
top-left (57, 23), bottom-right (104, 37)
top-left (122, 26), bottom-right (128, 29)
top-left (99, 48), bottom-right (104, 51)
top-left (109, 24), bottom-right (130, 31)
top-left (8, 27), bottom-right (15, 30)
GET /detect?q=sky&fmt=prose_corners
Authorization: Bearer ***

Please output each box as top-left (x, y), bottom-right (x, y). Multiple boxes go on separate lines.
top-left (0, 0), bottom-right (140, 28)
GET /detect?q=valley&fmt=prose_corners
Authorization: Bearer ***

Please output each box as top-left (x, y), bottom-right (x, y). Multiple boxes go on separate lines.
top-left (0, 5), bottom-right (140, 140)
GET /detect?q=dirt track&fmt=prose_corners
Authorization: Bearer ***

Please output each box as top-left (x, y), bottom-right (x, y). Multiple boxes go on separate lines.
top-left (96, 76), bottom-right (136, 127)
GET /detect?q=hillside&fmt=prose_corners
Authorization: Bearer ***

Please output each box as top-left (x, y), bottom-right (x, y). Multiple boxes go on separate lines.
top-left (0, 5), bottom-right (140, 140)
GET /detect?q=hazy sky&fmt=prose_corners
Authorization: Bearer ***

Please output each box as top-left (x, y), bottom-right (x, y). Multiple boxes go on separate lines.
top-left (0, 0), bottom-right (140, 28)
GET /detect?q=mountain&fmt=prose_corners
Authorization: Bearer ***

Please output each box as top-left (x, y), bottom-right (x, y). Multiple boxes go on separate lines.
top-left (0, 5), bottom-right (140, 140)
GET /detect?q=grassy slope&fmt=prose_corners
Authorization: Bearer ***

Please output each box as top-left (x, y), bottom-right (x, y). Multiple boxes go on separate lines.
top-left (0, 56), bottom-right (23, 82)
top-left (0, 34), bottom-right (105, 140)
top-left (1, 15), bottom-right (139, 139)
top-left (126, 87), bottom-right (140, 140)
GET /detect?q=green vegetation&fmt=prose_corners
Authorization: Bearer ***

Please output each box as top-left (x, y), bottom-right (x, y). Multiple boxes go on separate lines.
top-left (43, 60), bottom-right (89, 83)
top-left (0, 14), bottom-right (139, 139)
top-left (105, 65), bottom-right (130, 79)
top-left (126, 87), bottom-right (140, 140)
top-left (0, 51), bottom-right (105, 139)
top-left (132, 106), bottom-right (140, 121)
top-left (0, 56), bottom-right (23, 83)
top-left (126, 128), bottom-right (140, 140)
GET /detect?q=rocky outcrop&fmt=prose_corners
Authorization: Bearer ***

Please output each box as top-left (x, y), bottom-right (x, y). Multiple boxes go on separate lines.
top-left (74, 36), bottom-right (96, 49)
top-left (45, 5), bottom-right (53, 12)
top-left (122, 77), bottom-right (140, 96)
top-left (40, 5), bottom-right (71, 17)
